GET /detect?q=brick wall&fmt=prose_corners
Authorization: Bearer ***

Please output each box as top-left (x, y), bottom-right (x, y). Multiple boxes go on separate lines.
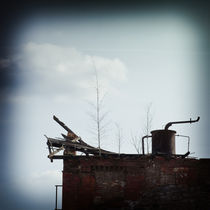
top-left (62, 156), bottom-right (210, 210)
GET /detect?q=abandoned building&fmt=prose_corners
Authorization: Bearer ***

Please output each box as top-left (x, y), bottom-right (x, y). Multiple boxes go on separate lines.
top-left (45, 116), bottom-right (210, 210)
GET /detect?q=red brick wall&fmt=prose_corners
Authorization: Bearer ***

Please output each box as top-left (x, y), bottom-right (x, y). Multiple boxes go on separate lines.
top-left (62, 156), bottom-right (210, 210)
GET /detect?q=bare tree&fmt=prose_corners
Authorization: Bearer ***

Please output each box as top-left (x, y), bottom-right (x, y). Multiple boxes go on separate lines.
top-left (87, 60), bottom-right (109, 156)
top-left (115, 123), bottom-right (123, 155)
top-left (95, 68), bottom-right (101, 155)
top-left (130, 103), bottom-right (153, 155)
top-left (142, 103), bottom-right (153, 154)
top-left (130, 133), bottom-right (141, 154)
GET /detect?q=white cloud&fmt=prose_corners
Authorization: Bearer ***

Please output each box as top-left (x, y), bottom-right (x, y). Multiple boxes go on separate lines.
top-left (15, 42), bottom-right (127, 101)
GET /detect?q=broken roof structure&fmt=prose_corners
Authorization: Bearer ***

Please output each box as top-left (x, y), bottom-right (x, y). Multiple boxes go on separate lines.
top-left (45, 115), bottom-right (117, 162)
top-left (45, 115), bottom-right (200, 161)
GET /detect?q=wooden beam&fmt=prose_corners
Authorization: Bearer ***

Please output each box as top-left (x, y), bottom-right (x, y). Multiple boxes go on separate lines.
top-left (47, 137), bottom-right (116, 156)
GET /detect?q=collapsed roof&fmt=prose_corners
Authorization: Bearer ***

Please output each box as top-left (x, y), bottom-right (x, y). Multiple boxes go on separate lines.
top-left (45, 116), bottom-right (116, 162)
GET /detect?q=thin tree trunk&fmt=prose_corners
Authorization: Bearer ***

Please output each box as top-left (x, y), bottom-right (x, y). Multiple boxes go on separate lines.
top-left (95, 68), bottom-right (101, 156)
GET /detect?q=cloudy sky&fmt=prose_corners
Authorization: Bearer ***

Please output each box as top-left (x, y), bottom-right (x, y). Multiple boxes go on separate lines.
top-left (0, 1), bottom-right (209, 209)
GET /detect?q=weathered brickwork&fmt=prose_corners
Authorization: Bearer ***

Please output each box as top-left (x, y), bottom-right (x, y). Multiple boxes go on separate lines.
top-left (62, 156), bottom-right (210, 210)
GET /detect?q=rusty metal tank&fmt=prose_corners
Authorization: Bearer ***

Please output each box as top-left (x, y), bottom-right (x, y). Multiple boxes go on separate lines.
top-left (151, 129), bottom-right (176, 155)
top-left (142, 117), bottom-right (200, 156)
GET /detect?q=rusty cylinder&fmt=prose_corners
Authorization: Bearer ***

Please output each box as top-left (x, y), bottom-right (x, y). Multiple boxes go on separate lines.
top-left (151, 129), bottom-right (176, 155)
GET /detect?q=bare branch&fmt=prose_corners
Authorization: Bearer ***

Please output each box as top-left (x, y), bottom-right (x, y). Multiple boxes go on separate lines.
top-left (142, 103), bottom-right (153, 154)
top-left (99, 111), bottom-right (109, 122)
top-left (130, 132), bottom-right (141, 154)
top-left (115, 123), bottom-right (123, 155)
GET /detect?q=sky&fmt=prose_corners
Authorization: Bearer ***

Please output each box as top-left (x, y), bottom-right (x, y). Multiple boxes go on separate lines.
top-left (0, 1), bottom-right (209, 209)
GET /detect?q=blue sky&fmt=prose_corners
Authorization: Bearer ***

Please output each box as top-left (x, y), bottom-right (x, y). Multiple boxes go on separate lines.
top-left (0, 1), bottom-right (209, 209)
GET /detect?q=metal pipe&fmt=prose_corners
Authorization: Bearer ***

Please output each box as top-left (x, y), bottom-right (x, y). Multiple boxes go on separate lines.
top-left (165, 116), bottom-right (200, 130)
top-left (55, 185), bottom-right (58, 210)
top-left (176, 134), bottom-right (190, 152)
top-left (142, 135), bottom-right (152, 155)
top-left (55, 185), bottom-right (62, 210)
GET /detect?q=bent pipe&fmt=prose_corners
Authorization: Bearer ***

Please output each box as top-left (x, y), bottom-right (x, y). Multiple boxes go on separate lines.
top-left (176, 134), bottom-right (190, 152)
top-left (165, 116), bottom-right (200, 130)
top-left (142, 135), bottom-right (152, 155)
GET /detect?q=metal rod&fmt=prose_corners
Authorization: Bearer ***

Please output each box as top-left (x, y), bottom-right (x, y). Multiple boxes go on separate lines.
top-left (142, 135), bottom-right (152, 155)
top-left (176, 134), bottom-right (190, 152)
top-left (165, 116), bottom-right (200, 130)
top-left (55, 185), bottom-right (62, 210)
top-left (55, 185), bottom-right (58, 210)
